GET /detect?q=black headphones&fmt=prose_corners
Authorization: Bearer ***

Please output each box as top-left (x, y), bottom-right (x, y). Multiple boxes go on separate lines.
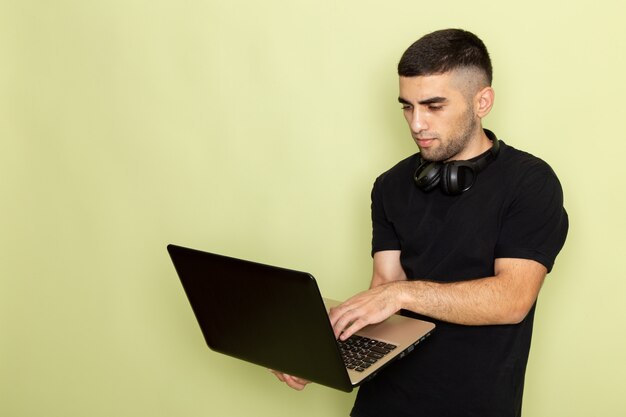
top-left (414, 130), bottom-right (500, 195)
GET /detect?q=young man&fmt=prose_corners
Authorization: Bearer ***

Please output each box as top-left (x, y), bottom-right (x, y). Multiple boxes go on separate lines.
top-left (274, 29), bottom-right (568, 417)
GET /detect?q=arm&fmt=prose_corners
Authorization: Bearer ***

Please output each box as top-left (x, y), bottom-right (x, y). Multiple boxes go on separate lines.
top-left (370, 250), bottom-right (408, 288)
top-left (329, 255), bottom-right (547, 340)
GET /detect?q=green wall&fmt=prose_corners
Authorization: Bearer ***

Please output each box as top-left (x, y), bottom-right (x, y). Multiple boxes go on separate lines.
top-left (2, 0), bottom-right (625, 415)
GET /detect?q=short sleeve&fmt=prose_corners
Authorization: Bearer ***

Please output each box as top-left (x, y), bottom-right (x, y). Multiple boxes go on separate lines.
top-left (495, 161), bottom-right (569, 272)
top-left (371, 176), bottom-right (401, 256)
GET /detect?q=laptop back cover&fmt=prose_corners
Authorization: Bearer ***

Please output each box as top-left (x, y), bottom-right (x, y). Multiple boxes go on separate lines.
top-left (167, 244), bottom-right (353, 392)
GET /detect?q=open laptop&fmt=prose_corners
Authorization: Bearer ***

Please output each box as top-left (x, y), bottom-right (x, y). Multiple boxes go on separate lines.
top-left (167, 244), bottom-right (435, 392)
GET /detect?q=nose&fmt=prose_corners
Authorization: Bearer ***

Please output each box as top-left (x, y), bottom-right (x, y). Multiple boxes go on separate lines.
top-left (407, 109), bottom-right (427, 134)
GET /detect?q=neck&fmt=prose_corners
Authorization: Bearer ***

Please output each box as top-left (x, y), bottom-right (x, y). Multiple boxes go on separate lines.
top-left (446, 127), bottom-right (492, 162)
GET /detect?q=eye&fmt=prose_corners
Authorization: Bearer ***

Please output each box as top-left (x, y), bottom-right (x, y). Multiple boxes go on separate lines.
top-left (428, 105), bottom-right (443, 111)
top-left (401, 105), bottom-right (412, 111)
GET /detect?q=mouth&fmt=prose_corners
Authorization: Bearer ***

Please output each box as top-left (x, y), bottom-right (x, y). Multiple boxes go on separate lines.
top-left (415, 137), bottom-right (437, 148)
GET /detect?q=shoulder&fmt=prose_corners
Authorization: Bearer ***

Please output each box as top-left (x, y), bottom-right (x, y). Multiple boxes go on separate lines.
top-left (493, 140), bottom-right (567, 236)
top-left (498, 141), bottom-right (557, 175)
top-left (374, 153), bottom-right (420, 188)
top-left (495, 141), bottom-right (563, 191)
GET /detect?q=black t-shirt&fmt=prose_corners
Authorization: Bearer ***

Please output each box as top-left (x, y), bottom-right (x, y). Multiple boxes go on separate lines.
top-left (351, 136), bottom-right (568, 417)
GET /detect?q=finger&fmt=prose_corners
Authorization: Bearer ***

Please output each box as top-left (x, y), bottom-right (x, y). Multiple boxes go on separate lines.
top-left (338, 317), bottom-right (369, 341)
top-left (269, 369), bottom-right (287, 382)
top-left (329, 296), bottom-right (367, 329)
top-left (283, 375), bottom-right (309, 390)
top-left (330, 309), bottom-right (354, 339)
top-left (333, 308), bottom-right (371, 341)
top-left (270, 370), bottom-right (310, 390)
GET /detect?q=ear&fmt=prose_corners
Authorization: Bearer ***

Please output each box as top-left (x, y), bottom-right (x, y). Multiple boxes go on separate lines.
top-left (474, 86), bottom-right (495, 119)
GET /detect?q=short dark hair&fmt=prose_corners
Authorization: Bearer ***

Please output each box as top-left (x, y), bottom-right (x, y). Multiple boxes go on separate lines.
top-left (398, 29), bottom-right (493, 85)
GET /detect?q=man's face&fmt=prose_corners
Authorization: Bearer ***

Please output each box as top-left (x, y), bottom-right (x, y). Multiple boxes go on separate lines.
top-left (398, 72), bottom-right (481, 162)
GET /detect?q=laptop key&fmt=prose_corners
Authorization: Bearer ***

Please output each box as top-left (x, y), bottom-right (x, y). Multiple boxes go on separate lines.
top-left (370, 345), bottom-right (391, 355)
top-left (340, 334), bottom-right (396, 371)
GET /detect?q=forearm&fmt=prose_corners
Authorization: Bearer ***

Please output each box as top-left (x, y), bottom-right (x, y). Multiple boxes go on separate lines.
top-left (395, 278), bottom-right (521, 325)
top-left (395, 259), bottom-right (547, 325)
top-left (330, 258), bottom-right (546, 340)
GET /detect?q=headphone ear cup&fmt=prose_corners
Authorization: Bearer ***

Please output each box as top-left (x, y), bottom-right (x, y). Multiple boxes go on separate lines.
top-left (440, 163), bottom-right (457, 195)
top-left (440, 164), bottom-right (450, 194)
top-left (442, 162), bottom-right (478, 195)
top-left (414, 162), bottom-right (442, 192)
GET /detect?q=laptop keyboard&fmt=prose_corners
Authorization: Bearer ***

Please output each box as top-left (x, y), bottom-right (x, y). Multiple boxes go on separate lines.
top-left (338, 335), bottom-right (397, 373)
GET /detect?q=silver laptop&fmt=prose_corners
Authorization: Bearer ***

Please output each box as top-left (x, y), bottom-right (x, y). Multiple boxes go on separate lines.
top-left (167, 244), bottom-right (435, 392)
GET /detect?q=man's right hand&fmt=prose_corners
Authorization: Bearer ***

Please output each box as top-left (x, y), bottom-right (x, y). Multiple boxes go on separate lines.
top-left (270, 370), bottom-right (311, 390)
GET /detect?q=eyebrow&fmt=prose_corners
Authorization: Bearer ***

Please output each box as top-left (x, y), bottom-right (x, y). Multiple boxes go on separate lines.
top-left (397, 96), bottom-right (448, 105)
